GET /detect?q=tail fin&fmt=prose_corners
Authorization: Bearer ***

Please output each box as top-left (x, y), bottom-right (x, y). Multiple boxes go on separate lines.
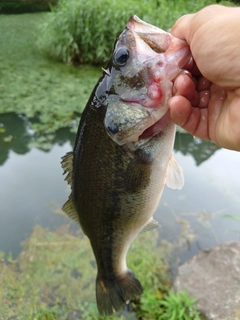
top-left (96, 269), bottom-right (143, 316)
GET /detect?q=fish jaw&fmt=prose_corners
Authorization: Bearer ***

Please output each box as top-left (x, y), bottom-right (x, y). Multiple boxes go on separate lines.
top-left (127, 15), bottom-right (172, 53)
top-left (104, 15), bottom-right (191, 146)
top-left (127, 15), bottom-right (190, 69)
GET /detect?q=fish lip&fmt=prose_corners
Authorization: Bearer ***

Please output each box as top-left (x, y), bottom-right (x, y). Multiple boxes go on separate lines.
top-left (120, 98), bottom-right (142, 105)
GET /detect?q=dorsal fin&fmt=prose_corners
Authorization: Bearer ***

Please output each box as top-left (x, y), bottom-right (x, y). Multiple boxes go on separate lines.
top-left (61, 151), bottom-right (74, 185)
top-left (62, 194), bottom-right (82, 227)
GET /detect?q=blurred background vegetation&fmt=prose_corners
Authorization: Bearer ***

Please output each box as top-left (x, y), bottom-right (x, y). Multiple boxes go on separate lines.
top-left (0, 0), bottom-right (57, 13)
top-left (37, 0), bottom-right (237, 65)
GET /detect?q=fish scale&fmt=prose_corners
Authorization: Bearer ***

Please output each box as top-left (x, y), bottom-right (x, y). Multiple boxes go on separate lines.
top-left (61, 15), bottom-right (190, 315)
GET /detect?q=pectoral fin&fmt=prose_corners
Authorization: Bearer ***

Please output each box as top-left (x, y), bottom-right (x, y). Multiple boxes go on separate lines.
top-left (124, 159), bottom-right (151, 193)
top-left (166, 155), bottom-right (184, 189)
top-left (124, 147), bottom-right (155, 193)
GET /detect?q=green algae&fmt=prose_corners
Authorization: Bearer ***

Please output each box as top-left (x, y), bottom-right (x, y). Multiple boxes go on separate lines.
top-left (0, 13), bottom-right (100, 139)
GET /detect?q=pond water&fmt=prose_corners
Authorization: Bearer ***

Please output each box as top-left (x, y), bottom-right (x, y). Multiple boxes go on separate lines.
top-left (1, 112), bottom-right (240, 267)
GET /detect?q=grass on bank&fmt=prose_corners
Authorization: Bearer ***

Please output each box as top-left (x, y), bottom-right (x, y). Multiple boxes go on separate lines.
top-left (38, 0), bottom-right (234, 65)
top-left (0, 225), bottom-right (201, 320)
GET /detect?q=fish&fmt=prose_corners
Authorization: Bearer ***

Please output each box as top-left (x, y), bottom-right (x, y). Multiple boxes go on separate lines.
top-left (61, 15), bottom-right (190, 316)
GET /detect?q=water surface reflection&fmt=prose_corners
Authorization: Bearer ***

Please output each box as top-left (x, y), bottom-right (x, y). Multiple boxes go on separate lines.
top-left (0, 112), bottom-right (240, 265)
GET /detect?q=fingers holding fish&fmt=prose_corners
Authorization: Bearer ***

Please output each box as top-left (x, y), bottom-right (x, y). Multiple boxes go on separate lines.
top-left (169, 95), bottom-right (209, 139)
top-left (169, 70), bottom-right (211, 139)
top-left (172, 72), bottom-right (198, 104)
top-left (171, 68), bottom-right (213, 111)
top-left (197, 76), bottom-right (211, 92)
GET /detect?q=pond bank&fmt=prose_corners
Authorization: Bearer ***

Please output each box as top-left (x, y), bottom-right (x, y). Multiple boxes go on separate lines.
top-left (174, 241), bottom-right (240, 319)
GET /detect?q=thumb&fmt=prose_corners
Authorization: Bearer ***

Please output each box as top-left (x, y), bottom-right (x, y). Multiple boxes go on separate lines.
top-left (170, 14), bottom-right (194, 44)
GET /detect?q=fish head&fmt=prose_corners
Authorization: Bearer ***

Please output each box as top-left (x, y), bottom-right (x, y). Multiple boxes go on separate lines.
top-left (103, 15), bottom-right (191, 146)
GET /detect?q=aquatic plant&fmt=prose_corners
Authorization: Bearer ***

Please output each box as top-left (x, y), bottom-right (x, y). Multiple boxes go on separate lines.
top-left (0, 13), bottom-right (101, 146)
top-left (224, 214), bottom-right (240, 233)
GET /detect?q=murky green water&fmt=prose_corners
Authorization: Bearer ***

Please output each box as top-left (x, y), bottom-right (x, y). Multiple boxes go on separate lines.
top-left (1, 112), bottom-right (240, 265)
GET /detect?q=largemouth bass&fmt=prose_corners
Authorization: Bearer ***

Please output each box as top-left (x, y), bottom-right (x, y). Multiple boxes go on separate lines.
top-left (61, 15), bottom-right (190, 316)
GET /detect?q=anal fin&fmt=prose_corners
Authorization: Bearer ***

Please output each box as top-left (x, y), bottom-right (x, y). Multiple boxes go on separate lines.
top-left (140, 218), bottom-right (160, 233)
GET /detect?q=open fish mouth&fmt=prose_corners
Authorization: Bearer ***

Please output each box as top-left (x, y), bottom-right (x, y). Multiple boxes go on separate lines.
top-left (127, 15), bottom-right (172, 54)
top-left (127, 15), bottom-right (190, 69)
top-left (104, 15), bottom-right (191, 146)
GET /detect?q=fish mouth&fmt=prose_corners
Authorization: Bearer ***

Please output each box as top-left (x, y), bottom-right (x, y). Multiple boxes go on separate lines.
top-left (127, 15), bottom-right (172, 54)
top-left (127, 15), bottom-right (191, 70)
top-left (104, 15), bottom-right (191, 146)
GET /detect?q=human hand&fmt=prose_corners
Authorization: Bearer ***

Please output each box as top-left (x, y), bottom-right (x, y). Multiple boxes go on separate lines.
top-left (168, 5), bottom-right (240, 151)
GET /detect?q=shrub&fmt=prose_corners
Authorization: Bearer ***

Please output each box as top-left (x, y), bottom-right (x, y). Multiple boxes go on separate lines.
top-left (38, 0), bottom-right (222, 65)
top-left (0, 0), bottom-right (58, 14)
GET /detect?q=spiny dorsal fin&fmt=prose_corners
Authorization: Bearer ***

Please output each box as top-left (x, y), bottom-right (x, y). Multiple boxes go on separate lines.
top-left (62, 194), bottom-right (81, 226)
top-left (166, 155), bottom-right (184, 189)
top-left (61, 151), bottom-right (73, 185)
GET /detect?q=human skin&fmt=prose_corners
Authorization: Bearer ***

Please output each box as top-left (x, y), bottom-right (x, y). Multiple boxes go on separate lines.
top-left (168, 5), bottom-right (240, 151)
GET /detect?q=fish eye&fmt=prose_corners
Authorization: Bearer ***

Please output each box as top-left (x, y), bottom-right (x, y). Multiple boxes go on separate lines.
top-left (113, 47), bottom-right (130, 67)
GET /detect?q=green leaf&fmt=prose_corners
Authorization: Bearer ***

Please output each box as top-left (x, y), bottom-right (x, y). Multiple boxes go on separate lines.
top-left (223, 214), bottom-right (240, 221)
